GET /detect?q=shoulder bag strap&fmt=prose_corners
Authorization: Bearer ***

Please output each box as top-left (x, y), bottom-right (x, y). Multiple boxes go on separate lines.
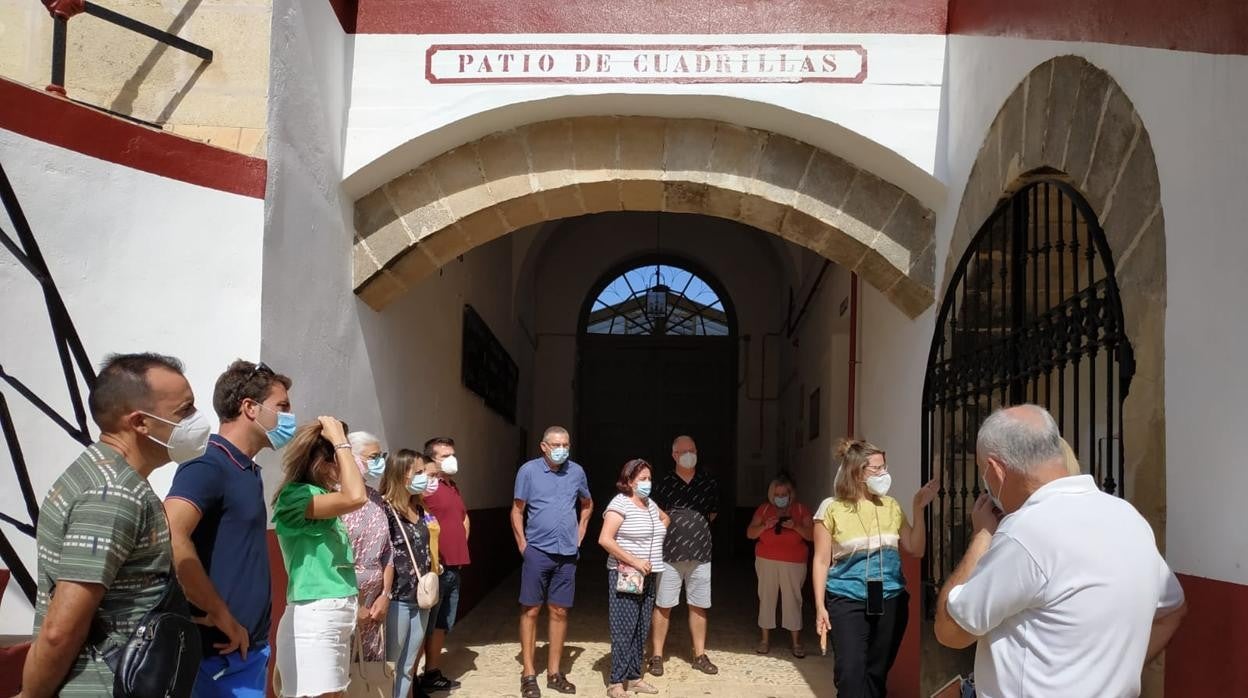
top-left (388, 506), bottom-right (426, 577)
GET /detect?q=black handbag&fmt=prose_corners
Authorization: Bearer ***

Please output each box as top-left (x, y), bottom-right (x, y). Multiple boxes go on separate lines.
top-left (93, 573), bottom-right (202, 698)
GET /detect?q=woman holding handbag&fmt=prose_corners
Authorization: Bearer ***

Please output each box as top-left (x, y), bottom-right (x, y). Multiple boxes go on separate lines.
top-left (598, 459), bottom-right (669, 698)
top-left (380, 449), bottom-right (441, 698)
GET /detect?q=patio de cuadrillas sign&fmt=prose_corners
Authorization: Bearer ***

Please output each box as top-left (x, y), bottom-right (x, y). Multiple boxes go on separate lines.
top-left (426, 44), bottom-right (868, 84)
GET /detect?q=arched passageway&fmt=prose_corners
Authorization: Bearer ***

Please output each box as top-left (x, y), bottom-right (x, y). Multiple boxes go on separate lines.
top-left (351, 116), bottom-right (937, 318)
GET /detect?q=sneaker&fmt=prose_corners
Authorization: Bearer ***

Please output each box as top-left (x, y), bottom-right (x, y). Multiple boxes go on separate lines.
top-left (421, 669), bottom-right (461, 692)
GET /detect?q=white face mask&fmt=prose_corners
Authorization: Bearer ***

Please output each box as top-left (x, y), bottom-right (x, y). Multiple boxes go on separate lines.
top-left (142, 409), bottom-right (211, 463)
top-left (440, 455), bottom-right (459, 476)
top-left (677, 452), bottom-right (697, 469)
top-left (866, 472), bottom-right (892, 496)
top-left (426, 476), bottom-right (441, 495)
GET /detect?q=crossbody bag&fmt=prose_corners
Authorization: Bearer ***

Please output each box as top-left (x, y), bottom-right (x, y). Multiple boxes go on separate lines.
top-left (389, 507), bottom-right (441, 609)
top-left (615, 501), bottom-right (655, 595)
top-left (92, 572), bottom-right (202, 698)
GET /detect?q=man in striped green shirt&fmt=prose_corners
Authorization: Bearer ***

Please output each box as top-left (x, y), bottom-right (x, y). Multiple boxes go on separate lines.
top-left (21, 353), bottom-right (208, 697)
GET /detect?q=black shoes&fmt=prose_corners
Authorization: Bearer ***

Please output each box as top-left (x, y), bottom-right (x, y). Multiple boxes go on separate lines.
top-left (420, 669), bottom-right (461, 692)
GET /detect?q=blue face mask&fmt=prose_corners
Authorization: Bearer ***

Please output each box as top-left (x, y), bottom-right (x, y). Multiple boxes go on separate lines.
top-left (259, 404), bottom-right (297, 450)
top-left (367, 455), bottom-right (387, 478)
top-left (548, 446), bottom-right (570, 465)
top-left (408, 472), bottom-right (429, 495)
top-left (635, 480), bottom-right (652, 498)
top-left (772, 495), bottom-right (790, 508)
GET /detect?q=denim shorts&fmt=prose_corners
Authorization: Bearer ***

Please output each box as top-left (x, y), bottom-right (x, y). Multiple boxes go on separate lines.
top-left (519, 546), bottom-right (577, 608)
top-left (433, 566), bottom-right (462, 631)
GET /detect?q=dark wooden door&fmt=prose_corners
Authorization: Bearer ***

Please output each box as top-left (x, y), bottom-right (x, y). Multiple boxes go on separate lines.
top-left (576, 335), bottom-right (738, 558)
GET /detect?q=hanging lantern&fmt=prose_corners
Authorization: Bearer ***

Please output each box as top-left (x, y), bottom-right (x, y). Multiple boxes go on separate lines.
top-left (646, 284), bottom-right (669, 319)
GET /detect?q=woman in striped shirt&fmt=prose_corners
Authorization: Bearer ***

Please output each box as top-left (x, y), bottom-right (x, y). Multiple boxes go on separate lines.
top-left (598, 458), bottom-right (670, 698)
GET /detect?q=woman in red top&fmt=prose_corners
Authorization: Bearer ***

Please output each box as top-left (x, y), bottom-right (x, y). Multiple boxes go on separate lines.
top-left (746, 473), bottom-right (814, 657)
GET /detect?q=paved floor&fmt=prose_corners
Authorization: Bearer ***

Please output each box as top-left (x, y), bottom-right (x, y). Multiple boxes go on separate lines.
top-left (435, 556), bottom-right (837, 697)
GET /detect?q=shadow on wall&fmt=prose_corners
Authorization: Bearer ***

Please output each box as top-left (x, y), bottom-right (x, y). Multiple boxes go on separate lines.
top-left (109, 0), bottom-right (208, 122)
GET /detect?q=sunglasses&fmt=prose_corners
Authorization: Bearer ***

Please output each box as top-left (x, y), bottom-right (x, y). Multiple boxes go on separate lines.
top-left (249, 361), bottom-right (275, 378)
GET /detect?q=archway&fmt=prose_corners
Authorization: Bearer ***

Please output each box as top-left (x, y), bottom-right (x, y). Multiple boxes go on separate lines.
top-left (922, 55), bottom-right (1167, 693)
top-left (350, 115), bottom-right (937, 318)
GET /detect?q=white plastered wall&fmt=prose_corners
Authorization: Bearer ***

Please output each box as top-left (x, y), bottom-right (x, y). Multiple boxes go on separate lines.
top-left (343, 32), bottom-right (947, 207)
top-left (854, 36), bottom-right (1248, 587)
top-left (0, 129), bottom-right (263, 634)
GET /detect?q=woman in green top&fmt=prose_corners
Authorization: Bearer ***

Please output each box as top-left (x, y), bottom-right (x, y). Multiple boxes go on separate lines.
top-left (272, 416), bottom-right (368, 698)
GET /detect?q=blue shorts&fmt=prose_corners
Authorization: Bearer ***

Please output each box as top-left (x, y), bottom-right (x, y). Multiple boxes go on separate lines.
top-left (192, 643), bottom-right (270, 698)
top-left (519, 546), bottom-right (577, 608)
top-left (433, 566), bottom-right (462, 632)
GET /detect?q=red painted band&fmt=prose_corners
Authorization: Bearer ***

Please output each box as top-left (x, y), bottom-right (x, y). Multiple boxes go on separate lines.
top-left (0, 78), bottom-right (266, 199)
top-left (354, 0), bottom-right (948, 36)
top-left (1166, 573), bottom-right (1248, 695)
top-left (949, 0), bottom-right (1248, 56)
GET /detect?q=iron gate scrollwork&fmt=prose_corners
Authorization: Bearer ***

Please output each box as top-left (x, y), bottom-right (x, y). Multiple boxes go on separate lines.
top-left (920, 178), bottom-right (1134, 616)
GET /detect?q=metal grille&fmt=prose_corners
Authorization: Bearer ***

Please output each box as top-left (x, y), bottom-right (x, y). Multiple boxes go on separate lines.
top-left (920, 179), bottom-right (1134, 614)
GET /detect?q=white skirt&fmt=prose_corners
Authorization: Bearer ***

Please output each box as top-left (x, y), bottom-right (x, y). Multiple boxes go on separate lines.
top-left (276, 595), bottom-right (358, 697)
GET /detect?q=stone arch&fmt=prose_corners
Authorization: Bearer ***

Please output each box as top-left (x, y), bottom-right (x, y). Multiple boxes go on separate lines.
top-left (946, 55), bottom-right (1166, 536)
top-left (352, 116), bottom-right (937, 317)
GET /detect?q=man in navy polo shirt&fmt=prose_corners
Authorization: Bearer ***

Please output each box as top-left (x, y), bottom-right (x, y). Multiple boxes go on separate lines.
top-left (166, 360), bottom-right (294, 697)
top-left (511, 426), bottom-right (593, 698)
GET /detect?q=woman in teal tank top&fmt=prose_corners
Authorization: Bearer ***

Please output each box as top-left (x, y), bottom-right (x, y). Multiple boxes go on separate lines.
top-left (812, 438), bottom-right (939, 698)
top-left (272, 417), bottom-right (369, 698)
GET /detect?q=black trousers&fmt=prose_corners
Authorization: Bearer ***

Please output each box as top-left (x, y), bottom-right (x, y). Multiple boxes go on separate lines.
top-left (826, 591), bottom-right (909, 698)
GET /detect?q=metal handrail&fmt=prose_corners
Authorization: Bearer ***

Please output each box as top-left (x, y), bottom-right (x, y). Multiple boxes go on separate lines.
top-left (42, 1), bottom-right (213, 98)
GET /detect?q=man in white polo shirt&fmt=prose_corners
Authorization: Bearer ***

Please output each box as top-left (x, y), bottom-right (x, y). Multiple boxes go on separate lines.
top-left (934, 404), bottom-right (1187, 697)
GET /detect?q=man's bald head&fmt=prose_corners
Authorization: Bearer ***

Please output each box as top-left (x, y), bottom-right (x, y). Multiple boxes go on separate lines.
top-left (977, 404), bottom-right (1065, 475)
top-left (672, 435), bottom-right (696, 452)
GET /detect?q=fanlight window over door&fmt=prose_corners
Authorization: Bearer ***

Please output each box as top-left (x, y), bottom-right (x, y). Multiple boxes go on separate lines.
top-left (585, 262), bottom-right (729, 336)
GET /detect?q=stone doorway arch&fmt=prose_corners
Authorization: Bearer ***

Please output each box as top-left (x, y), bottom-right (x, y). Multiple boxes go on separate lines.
top-left (351, 116), bottom-right (937, 317)
top-left (930, 54), bottom-right (1168, 694)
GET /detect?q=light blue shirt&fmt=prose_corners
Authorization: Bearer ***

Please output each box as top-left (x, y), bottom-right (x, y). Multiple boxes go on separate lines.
top-left (514, 457), bottom-right (590, 556)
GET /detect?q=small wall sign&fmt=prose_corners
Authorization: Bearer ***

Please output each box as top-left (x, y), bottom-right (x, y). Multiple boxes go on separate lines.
top-left (426, 43), bottom-right (868, 85)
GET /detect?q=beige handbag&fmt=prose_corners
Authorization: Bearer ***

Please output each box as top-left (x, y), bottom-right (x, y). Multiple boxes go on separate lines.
top-left (391, 507), bottom-right (441, 610)
top-left (345, 625), bottom-right (394, 698)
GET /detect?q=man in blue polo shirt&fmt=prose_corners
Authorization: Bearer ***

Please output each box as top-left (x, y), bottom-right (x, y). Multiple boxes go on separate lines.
top-left (510, 426), bottom-right (593, 698)
top-left (166, 360), bottom-right (295, 697)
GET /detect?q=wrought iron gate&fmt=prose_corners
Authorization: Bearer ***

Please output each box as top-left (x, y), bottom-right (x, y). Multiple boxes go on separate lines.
top-left (920, 179), bottom-right (1134, 614)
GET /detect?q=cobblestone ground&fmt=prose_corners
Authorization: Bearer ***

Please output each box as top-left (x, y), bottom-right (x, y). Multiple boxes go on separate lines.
top-left (434, 557), bottom-right (837, 697)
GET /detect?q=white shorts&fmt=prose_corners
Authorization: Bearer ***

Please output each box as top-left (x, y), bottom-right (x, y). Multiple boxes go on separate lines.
top-left (656, 560), bottom-right (712, 609)
top-left (275, 595), bottom-right (358, 697)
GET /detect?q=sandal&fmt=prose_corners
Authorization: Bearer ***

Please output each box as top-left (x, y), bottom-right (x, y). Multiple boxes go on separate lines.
top-left (755, 640), bottom-right (770, 654)
top-left (691, 654), bottom-right (719, 675)
top-left (647, 656), bottom-right (665, 677)
top-left (606, 685), bottom-right (628, 698)
top-left (547, 672), bottom-right (577, 695)
top-left (791, 644), bottom-right (807, 659)
top-left (629, 679), bottom-right (660, 694)
top-left (521, 674), bottom-right (541, 698)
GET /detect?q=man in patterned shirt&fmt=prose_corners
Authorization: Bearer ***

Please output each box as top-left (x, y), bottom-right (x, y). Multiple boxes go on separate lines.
top-left (20, 352), bottom-right (209, 697)
top-left (649, 434), bottom-right (720, 677)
